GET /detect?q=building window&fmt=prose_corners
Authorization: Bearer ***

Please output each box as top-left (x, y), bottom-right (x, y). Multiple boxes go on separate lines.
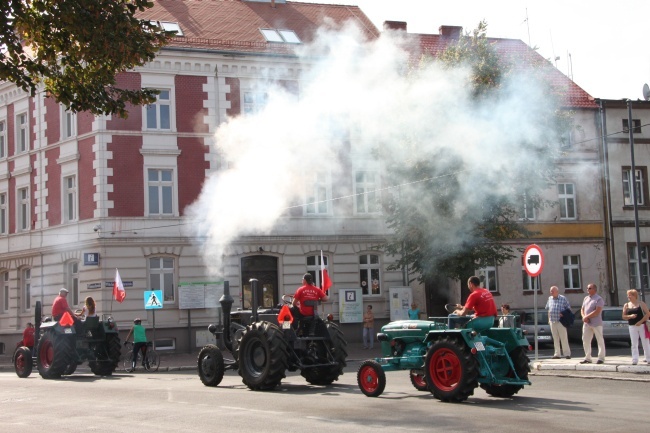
top-left (21, 267), bottom-right (31, 311)
top-left (243, 91), bottom-right (268, 114)
top-left (68, 261), bottom-right (79, 306)
top-left (478, 265), bottom-right (498, 292)
top-left (305, 172), bottom-right (330, 215)
top-left (63, 175), bottom-right (77, 223)
top-left (518, 190), bottom-right (535, 220)
top-left (145, 90), bottom-right (171, 130)
top-left (0, 193), bottom-right (6, 235)
top-left (2, 271), bottom-right (8, 312)
top-left (522, 268), bottom-right (540, 292)
top-left (306, 254), bottom-right (329, 288)
top-left (149, 257), bottom-right (175, 302)
top-left (260, 29), bottom-right (301, 44)
top-left (16, 112), bottom-right (28, 153)
top-left (0, 120), bottom-right (6, 158)
top-left (628, 245), bottom-right (649, 291)
top-left (147, 169), bottom-right (174, 215)
top-left (17, 187), bottom-right (29, 231)
top-left (360, 254), bottom-right (381, 295)
top-left (623, 119), bottom-right (642, 134)
top-left (558, 183), bottom-right (576, 220)
top-left (61, 107), bottom-right (76, 139)
top-left (354, 170), bottom-right (380, 214)
top-left (622, 167), bottom-right (648, 206)
top-left (563, 255), bottom-right (581, 290)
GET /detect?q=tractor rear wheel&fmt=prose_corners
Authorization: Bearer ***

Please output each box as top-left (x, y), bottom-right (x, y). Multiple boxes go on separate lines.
top-left (14, 347), bottom-right (33, 378)
top-left (198, 345), bottom-right (225, 387)
top-left (301, 322), bottom-right (348, 385)
top-left (90, 334), bottom-right (121, 376)
top-left (37, 332), bottom-right (75, 379)
top-left (238, 321), bottom-right (288, 390)
top-left (357, 360), bottom-right (386, 397)
top-left (425, 336), bottom-right (479, 403)
top-left (480, 346), bottom-right (530, 398)
top-left (409, 369), bottom-right (428, 391)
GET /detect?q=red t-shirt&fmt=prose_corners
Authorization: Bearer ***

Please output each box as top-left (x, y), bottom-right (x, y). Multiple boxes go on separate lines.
top-left (51, 295), bottom-right (70, 318)
top-left (294, 284), bottom-right (327, 316)
top-left (22, 327), bottom-right (35, 347)
top-left (465, 288), bottom-right (497, 317)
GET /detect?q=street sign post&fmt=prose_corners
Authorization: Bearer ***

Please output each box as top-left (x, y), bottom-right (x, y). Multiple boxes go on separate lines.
top-left (523, 244), bottom-right (544, 362)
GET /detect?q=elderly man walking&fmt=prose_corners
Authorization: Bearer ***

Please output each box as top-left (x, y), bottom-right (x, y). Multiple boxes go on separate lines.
top-left (545, 286), bottom-right (572, 359)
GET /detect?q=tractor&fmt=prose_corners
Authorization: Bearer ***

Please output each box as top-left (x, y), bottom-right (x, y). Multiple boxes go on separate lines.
top-left (197, 279), bottom-right (347, 390)
top-left (357, 304), bottom-right (531, 402)
top-left (13, 300), bottom-right (121, 379)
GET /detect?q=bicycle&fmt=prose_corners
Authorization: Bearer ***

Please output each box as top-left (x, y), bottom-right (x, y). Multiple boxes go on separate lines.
top-left (122, 341), bottom-right (160, 372)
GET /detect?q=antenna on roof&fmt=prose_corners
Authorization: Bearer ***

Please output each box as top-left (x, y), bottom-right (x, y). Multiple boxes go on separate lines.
top-left (643, 83), bottom-right (650, 101)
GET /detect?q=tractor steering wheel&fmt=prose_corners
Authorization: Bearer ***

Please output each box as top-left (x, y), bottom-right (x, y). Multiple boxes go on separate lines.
top-left (281, 294), bottom-right (294, 305)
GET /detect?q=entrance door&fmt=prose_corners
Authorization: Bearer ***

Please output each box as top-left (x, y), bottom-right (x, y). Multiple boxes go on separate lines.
top-left (241, 255), bottom-right (278, 309)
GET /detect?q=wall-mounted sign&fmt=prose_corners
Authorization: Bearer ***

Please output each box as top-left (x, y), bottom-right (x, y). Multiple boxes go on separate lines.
top-left (104, 280), bottom-right (133, 288)
top-left (87, 282), bottom-right (102, 290)
top-left (339, 288), bottom-right (363, 323)
top-left (178, 282), bottom-right (222, 309)
top-left (84, 253), bottom-right (100, 266)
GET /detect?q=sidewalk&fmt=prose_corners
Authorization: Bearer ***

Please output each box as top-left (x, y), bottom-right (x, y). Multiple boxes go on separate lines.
top-left (3, 343), bottom-right (649, 376)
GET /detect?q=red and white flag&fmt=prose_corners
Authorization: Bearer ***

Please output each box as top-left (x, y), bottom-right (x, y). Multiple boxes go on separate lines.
top-left (321, 250), bottom-right (332, 294)
top-left (113, 269), bottom-right (126, 303)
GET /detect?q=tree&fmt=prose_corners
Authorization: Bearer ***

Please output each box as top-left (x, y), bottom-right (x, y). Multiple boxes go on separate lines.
top-left (0, 0), bottom-right (172, 118)
top-left (381, 22), bottom-right (566, 284)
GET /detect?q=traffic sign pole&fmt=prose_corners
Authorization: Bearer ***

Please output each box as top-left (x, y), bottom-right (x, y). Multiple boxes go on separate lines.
top-left (524, 244), bottom-right (545, 362)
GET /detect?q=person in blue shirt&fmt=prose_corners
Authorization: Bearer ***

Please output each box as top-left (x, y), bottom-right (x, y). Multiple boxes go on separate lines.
top-left (407, 303), bottom-right (420, 320)
top-left (545, 286), bottom-right (572, 359)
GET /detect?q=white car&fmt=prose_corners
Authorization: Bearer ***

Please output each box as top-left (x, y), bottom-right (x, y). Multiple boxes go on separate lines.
top-left (567, 306), bottom-right (630, 345)
top-left (517, 309), bottom-right (553, 346)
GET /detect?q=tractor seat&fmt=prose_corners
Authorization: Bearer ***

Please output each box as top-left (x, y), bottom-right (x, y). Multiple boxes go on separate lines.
top-left (83, 316), bottom-right (103, 340)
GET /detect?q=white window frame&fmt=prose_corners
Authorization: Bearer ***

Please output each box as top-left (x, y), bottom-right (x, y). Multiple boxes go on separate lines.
top-left (21, 267), bottom-right (31, 311)
top-left (16, 112), bottom-right (28, 153)
top-left (61, 106), bottom-right (76, 140)
top-left (260, 28), bottom-right (301, 44)
top-left (145, 89), bottom-right (171, 130)
top-left (623, 168), bottom-right (645, 206)
top-left (149, 256), bottom-right (175, 303)
top-left (354, 169), bottom-right (380, 214)
top-left (17, 187), bottom-right (29, 231)
top-left (67, 261), bottom-right (79, 306)
top-left (0, 192), bottom-right (7, 235)
top-left (478, 265), bottom-right (498, 293)
top-left (522, 268), bottom-right (540, 292)
top-left (306, 254), bottom-right (329, 288)
top-left (242, 91), bottom-right (268, 114)
top-left (0, 119), bottom-right (6, 158)
top-left (2, 271), bottom-right (8, 313)
top-left (518, 190), bottom-right (535, 220)
top-left (359, 253), bottom-right (381, 296)
top-left (628, 245), bottom-right (649, 291)
top-left (304, 171), bottom-right (331, 215)
top-left (63, 175), bottom-right (78, 223)
top-left (146, 168), bottom-right (175, 216)
top-left (563, 255), bottom-right (581, 290)
top-left (558, 183), bottom-right (576, 220)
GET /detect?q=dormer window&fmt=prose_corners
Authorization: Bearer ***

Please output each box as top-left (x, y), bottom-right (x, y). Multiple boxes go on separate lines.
top-left (148, 20), bottom-right (183, 36)
top-left (260, 29), bottom-right (301, 44)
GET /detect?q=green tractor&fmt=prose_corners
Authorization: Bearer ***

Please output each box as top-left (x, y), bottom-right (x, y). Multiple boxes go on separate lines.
top-left (357, 305), bottom-right (531, 402)
top-left (13, 301), bottom-right (121, 379)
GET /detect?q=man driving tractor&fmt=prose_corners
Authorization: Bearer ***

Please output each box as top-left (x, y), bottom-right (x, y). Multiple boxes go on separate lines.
top-left (453, 276), bottom-right (498, 332)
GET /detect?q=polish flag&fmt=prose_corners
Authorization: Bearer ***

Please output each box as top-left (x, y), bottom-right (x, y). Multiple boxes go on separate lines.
top-left (113, 269), bottom-right (126, 303)
top-left (321, 250), bottom-right (332, 294)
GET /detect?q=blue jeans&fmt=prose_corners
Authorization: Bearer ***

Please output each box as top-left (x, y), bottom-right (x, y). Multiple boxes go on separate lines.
top-left (363, 327), bottom-right (374, 348)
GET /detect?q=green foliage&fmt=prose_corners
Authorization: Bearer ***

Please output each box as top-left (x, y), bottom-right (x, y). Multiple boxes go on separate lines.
top-left (381, 22), bottom-right (565, 283)
top-left (0, 0), bottom-right (172, 118)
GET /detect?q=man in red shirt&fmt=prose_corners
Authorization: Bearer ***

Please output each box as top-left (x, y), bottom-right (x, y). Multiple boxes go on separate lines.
top-left (292, 273), bottom-right (328, 319)
top-left (20, 322), bottom-right (35, 349)
top-left (454, 276), bottom-right (497, 332)
top-left (51, 288), bottom-right (76, 321)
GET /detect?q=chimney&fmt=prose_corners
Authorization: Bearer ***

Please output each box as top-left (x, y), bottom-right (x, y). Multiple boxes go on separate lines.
top-left (439, 25), bottom-right (462, 39)
top-left (383, 21), bottom-right (407, 32)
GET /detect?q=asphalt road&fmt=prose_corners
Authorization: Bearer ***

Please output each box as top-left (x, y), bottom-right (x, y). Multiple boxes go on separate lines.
top-left (0, 361), bottom-right (642, 433)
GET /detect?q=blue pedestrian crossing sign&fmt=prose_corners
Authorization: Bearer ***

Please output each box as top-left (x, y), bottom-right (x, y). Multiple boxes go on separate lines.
top-left (144, 290), bottom-right (163, 309)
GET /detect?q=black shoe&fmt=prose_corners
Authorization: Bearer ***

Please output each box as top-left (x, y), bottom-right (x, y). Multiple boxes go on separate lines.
top-left (565, 356), bottom-right (571, 359)
top-left (551, 356), bottom-right (560, 359)
top-left (579, 360), bottom-right (591, 364)
top-left (596, 360), bottom-right (604, 364)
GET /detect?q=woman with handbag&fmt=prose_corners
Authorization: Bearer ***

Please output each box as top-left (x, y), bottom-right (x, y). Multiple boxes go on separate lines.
top-left (622, 289), bottom-right (650, 365)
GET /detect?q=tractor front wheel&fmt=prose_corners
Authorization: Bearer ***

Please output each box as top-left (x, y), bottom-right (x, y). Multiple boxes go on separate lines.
top-left (238, 321), bottom-right (288, 390)
top-left (480, 346), bottom-right (530, 398)
top-left (357, 360), bottom-right (386, 397)
top-left (198, 345), bottom-right (225, 387)
top-left (14, 347), bottom-right (33, 378)
top-left (425, 337), bottom-right (479, 403)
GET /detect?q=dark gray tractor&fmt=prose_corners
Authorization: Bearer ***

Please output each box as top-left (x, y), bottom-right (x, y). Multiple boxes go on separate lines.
top-left (198, 279), bottom-right (347, 390)
top-left (13, 301), bottom-right (121, 379)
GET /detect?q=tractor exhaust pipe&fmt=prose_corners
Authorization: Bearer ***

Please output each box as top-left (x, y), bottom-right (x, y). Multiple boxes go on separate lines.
top-left (250, 278), bottom-right (259, 323)
top-left (219, 281), bottom-right (234, 352)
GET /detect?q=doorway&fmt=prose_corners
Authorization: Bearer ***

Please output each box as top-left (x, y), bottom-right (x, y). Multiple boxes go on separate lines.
top-left (241, 255), bottom-right (278, 309)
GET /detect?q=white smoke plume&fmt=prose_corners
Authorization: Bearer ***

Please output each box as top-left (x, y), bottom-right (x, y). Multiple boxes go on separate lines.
top-left (186, 22), bottom-right (558, 278)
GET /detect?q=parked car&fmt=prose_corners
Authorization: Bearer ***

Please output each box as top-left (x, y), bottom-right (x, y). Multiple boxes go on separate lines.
top-left (567, 306), bottom-right (629, 345)
top-left (517, 309), bottom-right (553, 346)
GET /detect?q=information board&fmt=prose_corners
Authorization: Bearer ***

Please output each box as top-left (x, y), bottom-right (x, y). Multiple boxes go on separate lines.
top-left (178, 282), bottom-right (222, 310)
top-left (389, 287), bottom-right (413, 321)
top-left (339, 288), bottom-right (363, 323)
